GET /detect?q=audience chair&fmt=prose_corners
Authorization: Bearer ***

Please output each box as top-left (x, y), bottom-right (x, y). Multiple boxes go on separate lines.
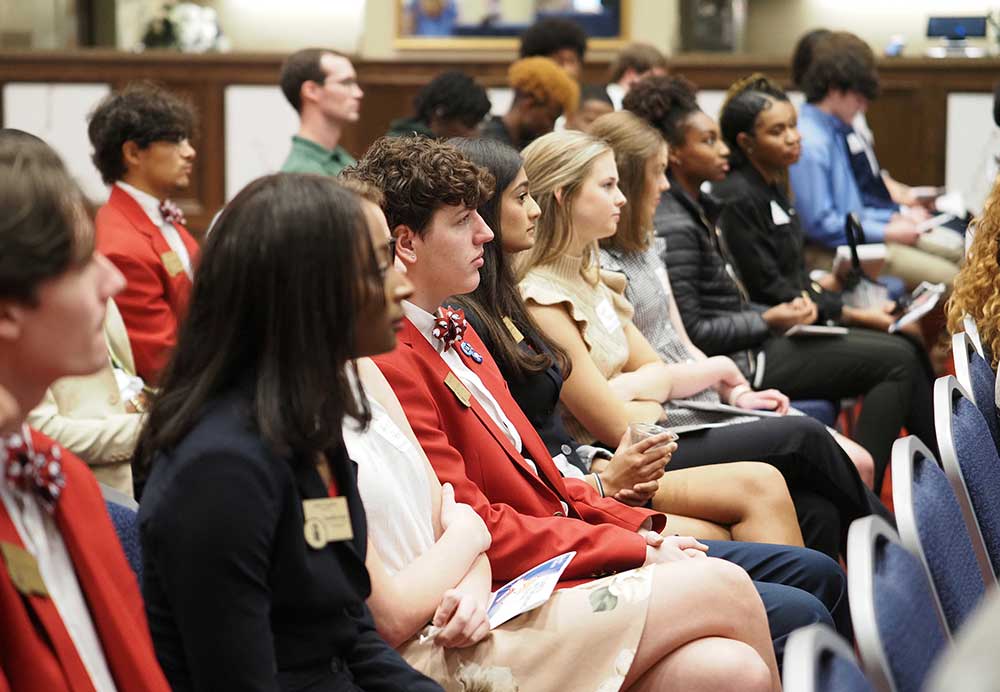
top-left (100, 483), bottom-right (142, 583)
top-left (891, 436), bottom-right (988, 633)
top-left (791, 399), bottom-right (839, 427)
top-left (952, 331), bottom-right (1000, 450)
top-left (935, 375), bottom-right (1000, 582)
top-left (847, 515), bottom-right (950, 692)
top-left (783, 623), bottom-right (874, 692)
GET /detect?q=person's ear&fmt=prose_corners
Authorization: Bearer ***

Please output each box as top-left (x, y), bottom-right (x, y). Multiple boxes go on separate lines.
top-left (0, 300), bottom-right (24, 342)
top-left (736, 131), bottom-right (754, 157)
top-left (121, 140), bottom-right (143, 170)
top-left (393, 224), bottom-right (419, 268)
top-left (301, 80), bottom-right (322, 107)
top-left (554, 187), bottom-right (565, 207)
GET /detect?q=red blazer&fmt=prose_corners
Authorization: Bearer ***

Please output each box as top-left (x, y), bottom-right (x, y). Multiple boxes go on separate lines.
top-left (0, 429), bottom-right (169, 691)
top-left (373, 318), bottom-right (665, 588)
top-left (95, 186), bottom-right (199, 385)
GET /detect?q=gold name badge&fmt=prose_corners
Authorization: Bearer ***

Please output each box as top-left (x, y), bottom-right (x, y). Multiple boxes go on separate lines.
top-left (444, 372), bottom-right (472, 408)
top-left (302, 497), bottom-right (353, 549)
top-left (0, 542), bottom-right (48, 597)
top-left (161, 251), bottom-right (184, 277)
top-left (502, 316), bottom-right (525, 344)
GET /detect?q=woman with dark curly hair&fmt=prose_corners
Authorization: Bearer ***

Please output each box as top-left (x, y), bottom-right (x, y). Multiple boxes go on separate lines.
top-left (87, 82), bottom-right (198, 385)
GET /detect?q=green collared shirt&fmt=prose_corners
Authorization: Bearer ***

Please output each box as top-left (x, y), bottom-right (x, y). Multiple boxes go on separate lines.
top-left (280, 135), bottom-right (356, 177)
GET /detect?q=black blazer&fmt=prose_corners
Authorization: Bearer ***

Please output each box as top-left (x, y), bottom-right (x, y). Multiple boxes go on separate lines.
top-left (713, 165), bottom-right (844, 324)
top-left (138, 386), bottom-right (442, 692)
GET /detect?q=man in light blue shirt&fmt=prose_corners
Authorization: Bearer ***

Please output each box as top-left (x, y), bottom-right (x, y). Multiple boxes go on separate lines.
top-left (790, 31), bottom-right (958, 288)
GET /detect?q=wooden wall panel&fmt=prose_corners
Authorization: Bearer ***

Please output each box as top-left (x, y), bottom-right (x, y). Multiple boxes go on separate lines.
top-left (1, 50), bottom-right (998, 233)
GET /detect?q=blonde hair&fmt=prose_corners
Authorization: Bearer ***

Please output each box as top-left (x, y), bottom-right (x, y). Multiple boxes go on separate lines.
top-left (947, 178), bottom-right (1000, 367)
top-left (508, 57), bottom-right (580, 115)
top-left (520, 129), bottom-right (613, 279)
top-left (589, 110), bottom-right (665, 253)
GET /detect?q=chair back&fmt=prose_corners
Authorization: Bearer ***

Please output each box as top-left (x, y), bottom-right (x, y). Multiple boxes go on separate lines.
top-left (100, 483), bottom-right (142, 583)
top-left (891, 436), bottom-right (988, 633)
top-left (935, 375), bottom-right (1000, 581)
top-left (953, 332), bottom-right (1000, 450)
top-left (783, 623), bottom-right (874, 692)
top-left (848, 515), bottom-right (950, 692)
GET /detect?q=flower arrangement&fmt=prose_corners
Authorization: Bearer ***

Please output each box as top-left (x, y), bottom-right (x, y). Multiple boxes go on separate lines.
top-left (140, 2), bottom-right (230, 53)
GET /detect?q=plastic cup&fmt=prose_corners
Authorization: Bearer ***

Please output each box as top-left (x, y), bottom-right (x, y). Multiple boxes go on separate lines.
top-left (627, 422), bottom-right (679, 449)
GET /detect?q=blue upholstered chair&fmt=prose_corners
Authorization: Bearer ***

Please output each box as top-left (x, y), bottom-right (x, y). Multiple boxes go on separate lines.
top-left (935, 375), bottom-right (1000, 582)
top-left (783, 623), bottom-right (874, 692)
top-left (790, 399), bottom-right (839, 427)
top-left (848, 515), bottom-right (950, 692)
top-left (891, 436), bottom-right (988, 633)
top-left (100, 483), bottom-right (142, 583)
top-left (953, 332), bottom-right (1000, 451)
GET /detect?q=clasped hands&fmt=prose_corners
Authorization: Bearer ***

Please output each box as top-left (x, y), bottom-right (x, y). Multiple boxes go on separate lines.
top-left (593, 431), bottom-right (677, 507)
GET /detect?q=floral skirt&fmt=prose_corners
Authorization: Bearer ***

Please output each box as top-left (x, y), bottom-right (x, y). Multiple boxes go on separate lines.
top-left (399, 566), bottom-right (654, 692)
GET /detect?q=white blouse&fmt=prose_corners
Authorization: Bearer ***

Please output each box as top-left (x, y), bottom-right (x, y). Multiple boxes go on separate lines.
top-left (343, 392), bottom-right (435, 575)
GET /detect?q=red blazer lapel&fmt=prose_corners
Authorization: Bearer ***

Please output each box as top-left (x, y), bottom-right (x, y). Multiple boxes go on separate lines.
top-left (43, 433), bottom-right (168, 691)
top-left (0, 493), bottom-right (96, 691)
top-left (401, 320), bottom-right (576, 506)
top-left (108, 186), bottom-right (196, 288)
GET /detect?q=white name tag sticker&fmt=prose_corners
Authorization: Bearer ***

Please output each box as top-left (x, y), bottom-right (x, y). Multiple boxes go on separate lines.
top-left (654, 266), bottom-right (672, 299)
top-left (595, 298), bottom-right (621, 333)
top-left (846, 132), bottom-right (866, 155)
top-left (770, 200), bottom-right (791, 226)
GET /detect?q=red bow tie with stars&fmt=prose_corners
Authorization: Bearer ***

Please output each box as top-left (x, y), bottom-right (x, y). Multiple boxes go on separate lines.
top-left (1, 430), bottom-right (66, 513)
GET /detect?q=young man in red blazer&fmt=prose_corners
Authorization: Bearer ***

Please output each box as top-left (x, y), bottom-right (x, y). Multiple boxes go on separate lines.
top-left (0, 129), bottom-right (169, 690)
top-left (350, 136), bottom-right (853, 663)
top-left (88, 83), bottom-right (199, 385)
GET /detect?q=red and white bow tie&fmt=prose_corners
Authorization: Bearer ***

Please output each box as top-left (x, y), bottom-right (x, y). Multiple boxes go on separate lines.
top-left (1, 430), bottom-right (65, 514)
top-left (159, 199), bottom-right (186, 227)
top-left (432, 307), bottom-right (468, 351)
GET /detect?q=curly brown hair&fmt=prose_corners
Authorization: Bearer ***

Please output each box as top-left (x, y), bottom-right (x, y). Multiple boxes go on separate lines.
top-left (346, 135), bottom-right (494, 234)
top-left (87, 81), bottom-right (196, 184)
top-left (948, 179), bottom-right (1000, 368)
top-left (622, 74), bottom-right (699, 147)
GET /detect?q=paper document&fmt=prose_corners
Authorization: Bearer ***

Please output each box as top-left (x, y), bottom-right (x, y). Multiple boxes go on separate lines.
top-left (670, 399), bottom-right (784, 418)
top-left (487, 551), bottom-right (576, 629)
top-left (889, 281), bottom-right (945, 333)
top-left (784, 324), bottom-right (849, 337)
top-left (916, 212), bottom-right (955, 233)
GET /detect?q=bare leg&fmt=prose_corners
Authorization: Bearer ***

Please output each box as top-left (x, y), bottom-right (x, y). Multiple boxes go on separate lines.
top-left (829, 429), bottom-right (875, 489)
top-left (629, 637), bottom-right (772, 692)
top-left (621, 558), bottom-right (781, 692)
top-left (662, 514), bottom-right (732, 541)
top-left (653, 463), bottom-right (804, 547)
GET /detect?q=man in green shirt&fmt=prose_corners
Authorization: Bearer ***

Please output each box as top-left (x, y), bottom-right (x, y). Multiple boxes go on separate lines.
top-left (278, 48), bottom-right (362, 176)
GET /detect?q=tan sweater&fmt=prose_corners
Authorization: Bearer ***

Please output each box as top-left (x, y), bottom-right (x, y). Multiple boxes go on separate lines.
top-left (520, 253), bottom-right (635, 445)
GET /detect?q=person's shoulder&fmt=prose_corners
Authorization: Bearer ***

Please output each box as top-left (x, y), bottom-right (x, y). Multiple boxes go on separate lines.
top-left (654, 193), bottom-right (700, 239)
top-left (711, 168), bottom-right (754, 201)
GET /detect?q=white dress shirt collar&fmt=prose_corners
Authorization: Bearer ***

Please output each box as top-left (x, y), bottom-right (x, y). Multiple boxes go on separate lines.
top-left (115, 181), bottom-right (166, 227)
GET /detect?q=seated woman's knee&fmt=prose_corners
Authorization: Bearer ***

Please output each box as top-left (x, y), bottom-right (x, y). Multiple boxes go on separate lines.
top-left (735, 462), bottom-right (792, 505)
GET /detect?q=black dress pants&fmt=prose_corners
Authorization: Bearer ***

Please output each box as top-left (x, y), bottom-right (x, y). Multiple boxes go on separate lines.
top-left (758, 328), bottom-right (936, 493)
top-left (669, 415), bottom-right (890, 559)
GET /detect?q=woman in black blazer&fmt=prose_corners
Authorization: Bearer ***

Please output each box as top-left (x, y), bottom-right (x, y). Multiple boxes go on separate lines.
top-left (134, 174), bottom-right (441, 691)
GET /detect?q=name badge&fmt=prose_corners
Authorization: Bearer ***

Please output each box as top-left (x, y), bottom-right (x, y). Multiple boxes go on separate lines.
top-left (161, 251), bottom-right (185, 277)
top-left (846, 132), bottom-right (866, 155)
top-left (444, 371), bottom-right (472, 408)
top-left (502, 316), bottom-right (525, 344)
top-left (654, 266), bottom-right (672, 299)
top-left (0, 542), bottom-right (48, 597)
top-left (595, 298), bottom-right (621, 333)
top-left (303, 497), bottom-right (353, 549)
top-left (770, 200), bottom-right (791, 226)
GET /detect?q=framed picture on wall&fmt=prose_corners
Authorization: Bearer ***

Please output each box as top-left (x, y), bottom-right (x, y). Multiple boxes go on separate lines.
top-left (395, 0), bottom-right (629, 51)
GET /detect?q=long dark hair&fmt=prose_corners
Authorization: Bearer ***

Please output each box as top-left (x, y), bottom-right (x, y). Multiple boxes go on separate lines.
top-left (719, 73), bottom-right (790, 170)
top-left (134, 173), bottom-right (376, 471)
top-left (447, 138), bottom-right (572, 379)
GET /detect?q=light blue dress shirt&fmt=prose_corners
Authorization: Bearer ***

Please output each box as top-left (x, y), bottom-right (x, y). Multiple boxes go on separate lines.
top-left (790, 103), bottom-right (894, 247)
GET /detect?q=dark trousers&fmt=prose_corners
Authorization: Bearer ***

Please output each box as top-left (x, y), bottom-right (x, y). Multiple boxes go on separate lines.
top-left (759, 328), bottom-right (937, 493)
top-left (669, 416), bottom-right (889, 559)
top-left (703, 539), bottom-right (850, 666)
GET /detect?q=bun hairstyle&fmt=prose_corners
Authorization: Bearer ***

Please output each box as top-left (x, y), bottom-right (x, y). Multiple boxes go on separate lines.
top-left (718, 73), bottom-right (790, 169)
top-left (622, 74), bottom-right (699, 147)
